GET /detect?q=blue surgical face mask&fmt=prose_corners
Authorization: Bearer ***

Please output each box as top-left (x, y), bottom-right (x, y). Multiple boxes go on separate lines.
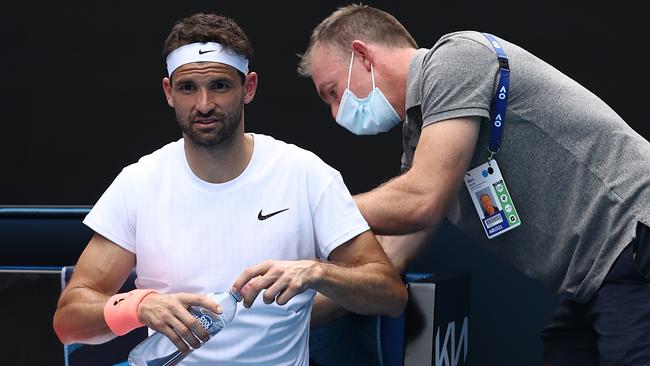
top-left (335, 52), bottom-right (401, 135)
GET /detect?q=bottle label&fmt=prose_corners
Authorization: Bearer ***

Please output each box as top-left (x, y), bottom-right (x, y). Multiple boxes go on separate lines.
top-left (196, 313), bottom-right (214, 331)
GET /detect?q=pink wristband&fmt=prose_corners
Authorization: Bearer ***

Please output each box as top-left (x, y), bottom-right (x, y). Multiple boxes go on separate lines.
top-left (104, 289), bottom-right (157, 336)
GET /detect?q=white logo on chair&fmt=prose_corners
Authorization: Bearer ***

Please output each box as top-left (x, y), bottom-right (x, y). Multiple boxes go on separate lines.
top-left (435, 316), bottom-right (469, 366)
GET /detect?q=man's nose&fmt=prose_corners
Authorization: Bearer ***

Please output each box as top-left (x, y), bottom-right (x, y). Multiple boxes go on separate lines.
top-left (330, 103), bottom-right (340, 121)
top-left (195, 89), bottom-right (215, 115)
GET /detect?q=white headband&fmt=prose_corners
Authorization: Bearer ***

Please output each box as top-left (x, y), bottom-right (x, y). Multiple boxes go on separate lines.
top-left (166, 42), bottom-right (249, 77)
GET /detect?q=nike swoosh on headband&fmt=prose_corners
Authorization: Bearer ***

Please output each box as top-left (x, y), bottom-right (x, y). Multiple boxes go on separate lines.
top-left (198, 49), bottom-right (217, 55)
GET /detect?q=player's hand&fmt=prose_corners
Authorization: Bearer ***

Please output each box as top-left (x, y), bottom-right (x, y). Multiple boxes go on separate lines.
top-left (232, 260), bottom-right (322, 308)
top-left (137, 292), bottom-right (223, 352)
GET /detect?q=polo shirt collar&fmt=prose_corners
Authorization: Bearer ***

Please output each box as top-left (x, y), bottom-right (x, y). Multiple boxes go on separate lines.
top-left (405, 48), bottom-right (430, 110)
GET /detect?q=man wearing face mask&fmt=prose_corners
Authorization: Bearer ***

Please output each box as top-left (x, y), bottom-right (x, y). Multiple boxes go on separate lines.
top-left (334, 51), bottom-right (402, 135)
top-left (299, 4), bottom-right (650, 365)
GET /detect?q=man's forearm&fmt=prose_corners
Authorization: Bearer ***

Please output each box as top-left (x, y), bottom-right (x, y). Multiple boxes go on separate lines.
top-left (376, 226), bottom-right (438, 273)
top-left (354, 118), bottom-right (481, 235)
top-left (354, 174), bottom-right (443, 235)
top-left (312, 261), bottom-right (406, 317)
top-left (53, 287), bottom-right (116, 345)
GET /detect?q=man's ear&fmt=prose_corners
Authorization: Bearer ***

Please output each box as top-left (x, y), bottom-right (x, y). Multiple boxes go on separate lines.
top-left (243, 72), bottom-right (258, 104)
top-left (162, 77), bottom-right (174, 108)
top-left (351, 40), bottom-right (372, 71)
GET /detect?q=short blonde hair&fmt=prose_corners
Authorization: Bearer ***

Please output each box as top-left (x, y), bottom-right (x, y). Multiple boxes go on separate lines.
top-left (297, 4), bottom-right (417, 77)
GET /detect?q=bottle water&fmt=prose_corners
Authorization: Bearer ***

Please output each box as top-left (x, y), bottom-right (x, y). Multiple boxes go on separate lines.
top-left (128, 289), bottom-right (243, 366)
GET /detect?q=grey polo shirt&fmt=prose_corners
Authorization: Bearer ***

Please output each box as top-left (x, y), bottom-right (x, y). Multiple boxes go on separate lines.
top-left (401, 31), bottom-right (650, 303)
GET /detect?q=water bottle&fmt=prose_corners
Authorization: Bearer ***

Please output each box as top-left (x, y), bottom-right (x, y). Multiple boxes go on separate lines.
top-left (128, 289), bottom-right (243, 366)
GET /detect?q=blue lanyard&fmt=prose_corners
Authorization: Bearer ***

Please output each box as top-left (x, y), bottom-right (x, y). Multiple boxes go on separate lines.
top-left (482, 33), bottom-right (510, 157)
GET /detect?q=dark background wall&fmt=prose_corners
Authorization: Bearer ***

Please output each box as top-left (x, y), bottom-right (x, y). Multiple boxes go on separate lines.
top-left (1, 1), bottom-right (646, 204)
top-left (1, 1), bottom-right (647, 365)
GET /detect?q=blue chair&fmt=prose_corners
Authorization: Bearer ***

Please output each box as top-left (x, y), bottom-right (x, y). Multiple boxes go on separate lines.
top-left (309, 311), bottom-right (405, 366)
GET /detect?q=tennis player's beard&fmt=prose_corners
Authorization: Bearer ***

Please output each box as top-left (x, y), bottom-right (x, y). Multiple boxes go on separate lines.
top-left (177, 103), bottom-right (243, 148)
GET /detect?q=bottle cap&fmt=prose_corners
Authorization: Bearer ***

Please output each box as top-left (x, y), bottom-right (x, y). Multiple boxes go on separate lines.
top-left (229, 289), bottom-right (244, 302)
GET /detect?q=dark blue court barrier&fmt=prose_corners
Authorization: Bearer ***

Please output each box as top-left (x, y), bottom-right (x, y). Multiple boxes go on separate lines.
top-left (0, 206), bottom-right (93, 266)
top-left (0, 206), bottom-right (93, 365)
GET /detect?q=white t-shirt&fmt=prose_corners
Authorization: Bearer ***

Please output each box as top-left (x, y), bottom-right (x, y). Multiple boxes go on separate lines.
top-left (83, 133), bottom-right (370, 365)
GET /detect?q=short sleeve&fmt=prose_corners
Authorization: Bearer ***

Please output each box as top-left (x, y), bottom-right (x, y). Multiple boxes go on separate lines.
top-left (311, 172), bottom-right (370, 260)
top-left (421, 34), bottom-right (496, 127)
top-left (82, 167), bottom-right (137, 253)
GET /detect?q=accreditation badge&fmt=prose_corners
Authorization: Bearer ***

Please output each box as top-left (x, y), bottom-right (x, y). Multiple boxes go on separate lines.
top-left (464, 159), bottom-right (521, 239)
